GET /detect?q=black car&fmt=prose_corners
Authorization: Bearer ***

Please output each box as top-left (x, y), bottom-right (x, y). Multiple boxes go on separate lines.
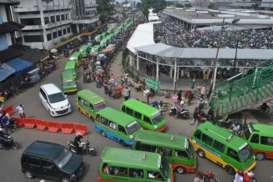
top-left (21, 141), bottom-right (85, 182)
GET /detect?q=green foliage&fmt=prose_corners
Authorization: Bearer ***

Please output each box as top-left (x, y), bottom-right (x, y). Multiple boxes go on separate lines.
top-left (96, 0), bottom-right (114, 22)
top-left (140, 0), bottom-right (166, 20)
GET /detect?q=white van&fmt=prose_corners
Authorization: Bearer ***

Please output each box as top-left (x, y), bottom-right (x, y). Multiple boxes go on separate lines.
top-left (39, 83), bottom-right (71, 117)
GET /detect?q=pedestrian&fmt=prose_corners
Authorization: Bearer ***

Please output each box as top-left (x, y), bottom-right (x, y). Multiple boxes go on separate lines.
top-left (200, 86), bottom-right (206, 99)
top-left (177, 90), bottom-right (182, 103)
top-left (122, 86), bottom-right (131, 101)
top-left (193, 172), bottom-right (204, 182)
top-left (191, 78), bottom-right (196, 90)
top-left (233, 171), bottom-right (244, 182)
top-left (103, 80), bottom-right (109, 95)
top-left (191, 107), bottom-right (199, 125)
top-left (16, 104), bottom-right (25, 118)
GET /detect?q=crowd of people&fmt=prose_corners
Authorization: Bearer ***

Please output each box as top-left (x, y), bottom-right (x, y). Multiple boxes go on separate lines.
top-left (155, 16), bottom-right (273, 49)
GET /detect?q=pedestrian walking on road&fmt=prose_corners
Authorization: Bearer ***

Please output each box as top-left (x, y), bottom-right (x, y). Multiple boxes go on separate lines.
top-left (123, 86), bottom-right (131, 101)
top-left (16, 104), bottom-right (25, 118)
top-left (233, 171), bottom-right (244, 182)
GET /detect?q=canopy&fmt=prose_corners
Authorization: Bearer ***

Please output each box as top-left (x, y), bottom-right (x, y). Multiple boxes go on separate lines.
top-left (0, 63), bottom-right (15, 82)
top-left (6, 58), bottom-right (33, 76)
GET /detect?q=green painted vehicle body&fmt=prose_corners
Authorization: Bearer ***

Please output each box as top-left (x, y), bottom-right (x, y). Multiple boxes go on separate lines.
top-left (133, 130), bottom-right (196, 173)
top-left (244, 123), bottom-right (273, 159)
top-left (121, 99), bottom-right (167, 131)
top-left (64, 60), bottom-right (77, 72)
top-left (69, 51), bottom-right (82, 65)
top-left (76, 89), bottom-right (105, 119)
top-left (98, 147), bottom-right (173, 182)
top-left (95, 107), bottom-right (141, 146)
top-left (62, 70), bottom-right (77, 93)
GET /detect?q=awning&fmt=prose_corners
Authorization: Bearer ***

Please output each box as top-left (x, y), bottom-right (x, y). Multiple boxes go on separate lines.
top-left (0, 22), bottom-right (24, 35)
top-left (6, 58), bottom-right (33, 75)
top-left (0, 63), bottom-right (15, 82)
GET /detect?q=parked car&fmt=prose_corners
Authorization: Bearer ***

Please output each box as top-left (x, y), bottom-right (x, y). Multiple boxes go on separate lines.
top-left (39, 83), bottom-right (72, 117)
top-left (21, 141), bottom-right (85, 182)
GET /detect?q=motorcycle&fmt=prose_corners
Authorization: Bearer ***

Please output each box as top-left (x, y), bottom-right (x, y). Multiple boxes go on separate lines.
top-left (203, 170), bottom-right (219, 182)
top-left (0, 131), bottom-right (19, 150)
top-left (67, 140), bottom-right (97, 156)
top-left (177, 108), bottom-right (191, 119)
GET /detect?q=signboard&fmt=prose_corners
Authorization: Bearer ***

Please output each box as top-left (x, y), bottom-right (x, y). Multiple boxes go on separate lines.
top-left (145, 78), bottom-right (160, 91)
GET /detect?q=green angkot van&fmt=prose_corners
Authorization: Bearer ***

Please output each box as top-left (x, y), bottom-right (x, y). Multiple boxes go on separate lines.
top-left (95, 107), bottom-right (141, 146)
top-left (61, 70), bottom-right (78, 93)
top-left (121, 99), bottom-right (168, 132)
top-left (133, 130), bottom-right (197, 174)
top-left (191, 122), bottom-right (256, 175)
top-left (69, 51), bottom-right (82, 65)
top-left (243, 123), bottom-right (273, 160)
top-left (98, 147), bottom-right (174, 182)
top-left (76, 89), bottom-right (106, 119)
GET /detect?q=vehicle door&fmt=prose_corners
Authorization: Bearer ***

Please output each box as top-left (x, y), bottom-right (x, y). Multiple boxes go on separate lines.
top-left (39, 88), bottom-right (49, 110)
top-left (25, 156), bottom-right (43, 178)
top-left (78, 98), bottom-right (90, 116)
top-left (260, 136), bottom-right (273, 159)
top-left (248, 133), bottom-right (261, 152)
top-left (40, 160), bottom-right (59, 181)
top-left (226, 148), bottom-right (241, 170)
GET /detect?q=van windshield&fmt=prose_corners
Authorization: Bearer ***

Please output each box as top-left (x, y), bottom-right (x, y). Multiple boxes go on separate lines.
top-left (94, 102), bottom-right (106, 111)
top-left (151, 112), bottom-right (162, 124)
top-left (187, 141), bottom-right (195, 157)
top-left (160, 158), bottom-right (169, 179)
top-left (126, 121), bottom-right (141, 135)
top-left (239, 144), bottom-right (252, 162)
top-left (55, 149), bottom-right (72, 168)
top-left (48, 93), bottom-right (65, 103)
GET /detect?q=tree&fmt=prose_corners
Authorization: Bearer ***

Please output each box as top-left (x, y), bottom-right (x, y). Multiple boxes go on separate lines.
top-left (139, 0), bottom-right (166, 21)
top-left (96, 0), bottom-right (114, 22)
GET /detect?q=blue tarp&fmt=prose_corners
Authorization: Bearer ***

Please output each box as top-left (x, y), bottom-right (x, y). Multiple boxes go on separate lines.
top-left (0, 63), bottom-right (15, 82)
top-left (6, 58), bottom-right (33, 76)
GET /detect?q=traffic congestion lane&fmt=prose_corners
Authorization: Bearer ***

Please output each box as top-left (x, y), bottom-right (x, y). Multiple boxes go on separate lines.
top-left (3, 60), bottom-right (273, 182)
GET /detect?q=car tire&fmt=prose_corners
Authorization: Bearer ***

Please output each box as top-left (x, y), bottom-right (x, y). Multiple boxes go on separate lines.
top-left (256, 153), bottom-right (265, 160)
top-left (225, 165), bottom-right (235, 175)
top-left (197, 149), bottom-right (205, 158)
top-left (24, 171), bottom-right (33, 179)
top-left (176, 167), bottom-right (185, 174)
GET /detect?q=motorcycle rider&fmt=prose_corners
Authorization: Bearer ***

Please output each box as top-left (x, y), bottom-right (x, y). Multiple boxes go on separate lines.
top-left (73, 134), bottom-right (84, 152)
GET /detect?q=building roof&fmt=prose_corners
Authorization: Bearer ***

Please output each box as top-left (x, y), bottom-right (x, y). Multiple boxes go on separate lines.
top-left (134, 130), bottom-right (188, 150)
top-left (136, 43), bottom-right (273, 61)
top-left (0, 63), bottom-right (15, 82)
top-left (122, 99), bottom-right (160, 117)
top-left (77, 89), bottom-right (104, 105)
top-left (127, 22), bottom-right (158, 54)
top-left (6, 57), bottom-right (32, 75)
top-left (0, 0), bottom-right (19, 5)
top-left (0, 45), bottom-right (23, 63)
top-left (101, 147), bottom-right (161, 170)
top-left (98, 107), bottom-right (136, 127)
top-left (0, 22), bottom-right (24, 35)
top-left (196, 122), bottom-right (248, 151)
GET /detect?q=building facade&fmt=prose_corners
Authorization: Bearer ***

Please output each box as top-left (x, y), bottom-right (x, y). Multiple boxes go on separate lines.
top-left (13, 0), bottom-right (97, 49)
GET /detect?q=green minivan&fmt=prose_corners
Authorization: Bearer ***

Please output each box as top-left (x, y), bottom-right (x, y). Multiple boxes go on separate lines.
top-left (76, 89), bottom-right (106, 119)
top-left (95, 107), bottom-right (141, 146)
top-left (121, 99), bottom-right (168, 132)
top-left (62, 70), bottom-right (78, 93)
top-left (133, 130), bottom-right (197, 174)
top-left (243, 123), bottom-right (273, 160)
top-left (98, 147), bottom-right (174, 182)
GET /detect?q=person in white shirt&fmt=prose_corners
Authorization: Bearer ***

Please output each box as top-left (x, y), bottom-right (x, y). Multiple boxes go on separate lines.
top-left (16, 104), bottom-right (25, 118)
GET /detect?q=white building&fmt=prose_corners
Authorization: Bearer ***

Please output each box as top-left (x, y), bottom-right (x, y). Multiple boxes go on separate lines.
top-left (14, 0), bottom-right (97, 49)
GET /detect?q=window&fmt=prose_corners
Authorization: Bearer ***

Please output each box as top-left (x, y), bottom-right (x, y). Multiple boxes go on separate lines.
top-left (194, 130), bottom-right (202, 140)
top-left (63, 29), bottom-right (66, 35)
top-left (202, 134), bottom-right (213, 146)
top-left (144, 116), bottom-right (152, 124)
top-left (129, 168), bottom-right (144, 178)
top-left (213, 140), bottom-right (225, 152)
top-left (126, 108), bottom-right (133, 115)
top-left (53, 31), bottom-right (57, 38)
top-left (121, 106), bottom-right (126, 112)
top-left (261, 136), bottom-right (273, 145)
top-left (56, 15), bottom-right (60, 22)
top-left (175, 150), bottom-right (188, 158)
top-left (21, 18), bottom-right (41, 25)
top-left (65, 14), bottom-right (68, 20)
top-left (135, 142), bottom-right (156, 152)
top-left (61, 14), bottom-right (65, 20)
top-left (147, 171), bottom-right (163, 180)
top-left (109, 122), bottom-right (117, 130)
top-left (109, 166), bottom-right (128, 176)
top-left (47, 33), bottom-right (52, 41)
top-left (42, 160), bottom-right (54, 169)
top-left (28, 157), bottom-right (41, 167)
top-left (44, 17), bottom-right (49, 24)
top-left (102, 118), bottom-right (109, 126)
top-left (89, 104), bottom-right (94, 110)
top-left (67, 27), bottom-right (71, 33)
top-left (134, 111), bottom-right (142, 119)
top-left (227, 148), bottom-right (239, 161)
top-left (118, 125), bottom-right (126, 134)
top-left (24, 35), bottom-right (43, 42)
top-left (40, 89), bottom-right (47, 99)
top-left (96, 116), bottom-right (102, 123)
top-left (250, 134), bottom-right (259, 143)
top-left (50, 16), bottom-right (55, 23)
top-left (58, 30), bottom-right (62, 37)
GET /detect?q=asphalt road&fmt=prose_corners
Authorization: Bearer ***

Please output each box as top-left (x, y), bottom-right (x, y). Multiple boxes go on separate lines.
top-left (2, 58), bottom-right (273, 182)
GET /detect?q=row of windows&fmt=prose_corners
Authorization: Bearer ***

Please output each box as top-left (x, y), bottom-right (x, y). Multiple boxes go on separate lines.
top-left (44, 14), bottom-right (69, 24)
top-left (249, 134), bottom-right (273, 145)
top-left (24, 35), bottom-right (44, 43)
top-left (96, 116), bottom-right (127, 135)
top-left (102, 164), bottom-right (163, 180)
top-left (47, 27), bottom-right (71, 41)
top-left (122, 106), bottom-right (152, 124)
